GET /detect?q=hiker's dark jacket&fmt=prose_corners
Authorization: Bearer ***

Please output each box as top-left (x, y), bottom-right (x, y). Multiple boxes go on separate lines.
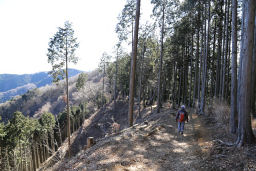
top-left (176, 109), bottom-right (188, 122)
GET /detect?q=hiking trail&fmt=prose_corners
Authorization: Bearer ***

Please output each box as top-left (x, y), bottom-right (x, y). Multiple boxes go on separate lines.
top-left (52, 106), bottom-right (214, 171)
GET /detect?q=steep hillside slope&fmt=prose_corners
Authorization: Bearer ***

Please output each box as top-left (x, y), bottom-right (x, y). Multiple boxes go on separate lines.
top-left (42, 104), bottom-right (256, 171)
top-left (69, 100), bottom-right (130, 156)
top-left (0, 69), bottom-right (81, 103)
top-left (0, 70), bottom-right (103, 122)
top-left (38, 99), bottom-right (132, 171)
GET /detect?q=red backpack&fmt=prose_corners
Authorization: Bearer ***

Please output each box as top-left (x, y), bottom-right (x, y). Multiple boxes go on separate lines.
top-left (179, 112), bottom-right (185, 122)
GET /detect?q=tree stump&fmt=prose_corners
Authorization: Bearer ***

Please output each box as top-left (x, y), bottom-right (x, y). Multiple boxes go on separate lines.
top-left (87, 137), bottom-right (94, 148)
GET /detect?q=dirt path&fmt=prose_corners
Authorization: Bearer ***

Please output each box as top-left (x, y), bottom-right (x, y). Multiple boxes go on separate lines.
top-left (54, 107), bottom-right (213, 171)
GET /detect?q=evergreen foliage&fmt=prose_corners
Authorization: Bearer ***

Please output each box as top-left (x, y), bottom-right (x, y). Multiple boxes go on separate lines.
top-left (1, 0), bottom-right (256, 170)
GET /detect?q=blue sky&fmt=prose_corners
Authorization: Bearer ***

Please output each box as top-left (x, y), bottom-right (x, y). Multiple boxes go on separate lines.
top-left (0, 0), bottom-right (153, 74)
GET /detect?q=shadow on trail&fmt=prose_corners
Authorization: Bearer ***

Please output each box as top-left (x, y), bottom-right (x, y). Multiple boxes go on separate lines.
top-left (61, 107), bottom-right (207, 171)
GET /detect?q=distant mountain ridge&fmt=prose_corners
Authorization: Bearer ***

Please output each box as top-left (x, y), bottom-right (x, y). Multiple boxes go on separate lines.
top-left (0, 70), bottom-right (102, 123)
top-left (0, 83), bottom-right (37, 103)
top-left (0, 69), bottom-right (82, 103)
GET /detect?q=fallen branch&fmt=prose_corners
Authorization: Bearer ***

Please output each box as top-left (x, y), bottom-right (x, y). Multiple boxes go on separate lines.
top-left (213, 139), bottom-right (235, 147)
top-left (213, 154), bottom-right (227, 158)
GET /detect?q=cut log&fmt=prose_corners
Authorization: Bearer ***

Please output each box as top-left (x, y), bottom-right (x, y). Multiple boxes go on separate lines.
top-left (87, 137), bottom-right (94, 148)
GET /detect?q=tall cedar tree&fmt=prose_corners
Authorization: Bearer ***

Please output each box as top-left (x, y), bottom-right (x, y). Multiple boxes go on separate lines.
top-left (199, 0), bottom-right (211, 115)
top-left (99, 52), bottom-right (111, 107)
top-left (47, 21), bottom-right (79, 157)
top-left (128, 0), bottom-right (141, 127)
top-left (116, 0), bottom-right (136, 47)
top-left (230, 0), bottom-right (238, 134)
top-left (236, 0), bottom-right (255, 146)
top-left (114, 43), bottom-right (121, 108)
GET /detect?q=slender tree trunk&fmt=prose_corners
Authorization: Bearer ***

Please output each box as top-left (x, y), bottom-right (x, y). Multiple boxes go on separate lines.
top-left (157, 3), bottom-right (165, 113)
top-left (198, 21), bottom-right (204, 111)
top-left (38, 143), bottom-right (42, 165)
top-left (183, 43), bottom-right (189, 105)
top-left (65, 36), bottom-right (71, 158)
top-left (237, 0), bottom-right (245, 147)
top-left (220, 0), bottom-right (228, 100)
top-left (45, 135), bottom-right (49, 160)
top-left (6, 147), bottom-right (10, 171)
top-left (114, 46), bottom-right (119, 108)
top-left (230, 0), bottom-right (238, 134)
top-left (225, 17), bottom-right (232, 100)
top-left (222, 0), bottom-right (230, 100)
top-left (35, 144), bottom-right (39, 169)
top-left (200, 0), bottom-right (211, 115)
top-left (211, 20), bottom-right (217, 97)
top-left (193, 21), bottom-right (200, 106)
top-left (215, 0), bottom-right (224, 98)
top-left (102, 63), bottom-right (105, 107)
top-left (172, 61), bottom-right (177, 108)
top-left (178, 68), bottom-right (182, 106)
top-left (189, 31), bottom-right (194, 106)
top-left (162, 70), bottom-right (168, 102)
top-left (23, 144), bottom-right (27, 171)
top-left (72, 117), bottom-right (76, 133)
top-left (55, 116), bottom-right (62, 146)
top-left (128, 0), bottom-right (141, 127)
top-left (41, 142), bottom-right (45, 163)
top-left (50, 130), bottom-right (54, 154)
top-left (19, 138), bottom-right (23, 170)
top-left (182, 45), bottom-right (185, 104)
top-left (132, 20), bottom-right (134, 51)
top-left (44, 140), bottom-right (47, 162)
top-left (138, 43), bottom-right (146, 117)
top-left (236, 0), bottom-right (256, 146)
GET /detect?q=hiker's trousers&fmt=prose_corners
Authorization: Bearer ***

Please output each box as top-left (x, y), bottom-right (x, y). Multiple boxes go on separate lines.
top-left (178, 121), bottom-right (185, 133)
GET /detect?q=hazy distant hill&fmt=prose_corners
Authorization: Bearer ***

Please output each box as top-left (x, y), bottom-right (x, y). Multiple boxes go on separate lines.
top-left (0, 83), bottom-right (37, 103)
top-left (0, 70), bottom-right (104, 122)
top-left (0, 69), bottom-right (82, 103)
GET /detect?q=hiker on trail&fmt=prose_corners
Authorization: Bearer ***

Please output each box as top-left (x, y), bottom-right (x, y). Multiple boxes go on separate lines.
top-left (176, 105), bottom-right (188, 135)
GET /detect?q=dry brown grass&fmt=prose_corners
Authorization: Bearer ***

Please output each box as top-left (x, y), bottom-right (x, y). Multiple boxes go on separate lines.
top-left (207, 99), bottom-right (256, 131)
top-left (206, 99), bottom-right (230, 132)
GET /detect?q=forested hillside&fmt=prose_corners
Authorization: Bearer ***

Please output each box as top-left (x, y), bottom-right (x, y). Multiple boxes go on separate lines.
top-left (0, 70), bottom-right (104, 122)
top-left (0, 69), bottom-right (81, 103)
top-left (1, 0), bottom-right (256, 170)
top-left (0, 70), bottom-right (113, 170)
top-left (110, 0), bottom-right (255, 147)
top-left (0, 83), bottom-right (37, 103)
